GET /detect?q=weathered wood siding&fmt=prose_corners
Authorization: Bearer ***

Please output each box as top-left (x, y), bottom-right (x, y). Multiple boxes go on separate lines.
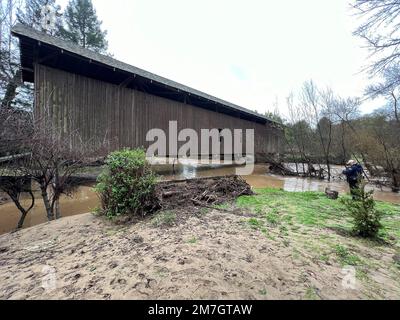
top-left (34, 64), bottom-right (282, 156)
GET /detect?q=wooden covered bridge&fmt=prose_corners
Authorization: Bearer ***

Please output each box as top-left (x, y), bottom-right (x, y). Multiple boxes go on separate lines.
top-left (12, 24), bottom-right (283, 160)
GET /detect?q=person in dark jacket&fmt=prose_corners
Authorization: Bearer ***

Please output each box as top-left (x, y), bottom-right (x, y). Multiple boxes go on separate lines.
top-left (342, 160), bottom-right (364, 199)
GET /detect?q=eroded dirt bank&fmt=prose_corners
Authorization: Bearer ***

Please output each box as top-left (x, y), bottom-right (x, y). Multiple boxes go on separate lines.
top-left (1, 205), bottom-right (399, 299)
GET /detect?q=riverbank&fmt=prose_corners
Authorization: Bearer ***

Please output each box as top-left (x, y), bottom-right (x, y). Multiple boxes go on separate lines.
top-left (1, 163), bottom-right (399, 236)
top-left (0, 188), bottom-right (399, 299)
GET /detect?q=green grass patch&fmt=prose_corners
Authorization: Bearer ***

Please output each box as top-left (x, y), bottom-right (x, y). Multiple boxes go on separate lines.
top-left (304, 287), bottom-right (319, 300)
top-left (237, 188), bottom-right (346, 229)
top-left (248, 218), bottom-right (263, 229)
top-left (258, 288), bottom-right (267, 296)
top-left (236, 188), bottom-right (400, 241)
top-left (334, 244), bottom-right (362, 266)
top-left (187, 236), bottom-right (197, 244)
top-left (214, 203), bottom-right (229, 210)
top-left (319, 254), bottom-right (330, 264)
top-left (356, 268), bottom-right (369, 282)
top-left (151, 210), bottom-right (176, 227)
top-left (199, 207), bottom-right (209, 215)
top-left (266, 209), bottom-right (280, 226)
top-left (279, 225), bottom-right (289, 236)
top-left (236, 187), bottom-right (400, 278)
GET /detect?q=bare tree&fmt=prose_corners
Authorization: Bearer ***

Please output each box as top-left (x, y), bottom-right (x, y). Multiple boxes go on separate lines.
top-left (287, 92), bottom-right (315, 175)
top-left (16, 115), bottom-right (110, 221)
top-left (284, 78), bottom-right (398, 188)
top-left (331, 97), bottom-right (360, 164)
top-left (366, 64), bottom-right (400, 124)
top-left (355, 114), bottom-right (400, 190)
top-left (353, 0), bottom-right (400, 76)
top-left (1, 105), bottom-right (110, 226)
top-left (284, 93), bottom-right (299, 174)
top-left (318, 88), bottom-right (336, 181)
top-left (352, 1), bottom-right (400, 189)
top-left (299, 80), bottom-right (335, 180)
top-left (0, 106), bottom-right (34, 229)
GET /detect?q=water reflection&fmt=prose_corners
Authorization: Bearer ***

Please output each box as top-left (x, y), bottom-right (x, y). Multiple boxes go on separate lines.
top-left (162, 163), bottom-right (400, 204)
top-left (0, 163), bottom-right (399, 235)
top-left (0, 186), bottom-right (98, 235)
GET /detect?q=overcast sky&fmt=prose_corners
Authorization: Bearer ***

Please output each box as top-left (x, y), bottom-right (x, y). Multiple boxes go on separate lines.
top-left (57, 0), bottom-right (385, 116)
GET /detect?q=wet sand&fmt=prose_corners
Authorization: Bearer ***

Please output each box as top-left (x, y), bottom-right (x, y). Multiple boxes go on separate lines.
top-left (0, 163), bottom-right (399, 300)
top-left (0, 209), bottom-right (399, 300)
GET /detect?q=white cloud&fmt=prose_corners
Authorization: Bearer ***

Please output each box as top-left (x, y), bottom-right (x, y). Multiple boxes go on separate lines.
top-left (57, 0), bottom-right (384, 116)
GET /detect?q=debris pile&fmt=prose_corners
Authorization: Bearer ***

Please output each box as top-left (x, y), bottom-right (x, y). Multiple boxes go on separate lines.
top-left (268, 162), bottom-right (297, 176)
top-left (157, 175), bottom-right (253, 210)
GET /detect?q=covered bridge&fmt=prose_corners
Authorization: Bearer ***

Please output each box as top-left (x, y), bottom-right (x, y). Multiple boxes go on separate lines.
top-left (12, 24), bottom-right (283, 160)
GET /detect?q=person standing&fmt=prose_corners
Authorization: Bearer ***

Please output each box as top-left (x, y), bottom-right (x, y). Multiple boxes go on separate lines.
top-left (342, 160), bottom-right (364, 199)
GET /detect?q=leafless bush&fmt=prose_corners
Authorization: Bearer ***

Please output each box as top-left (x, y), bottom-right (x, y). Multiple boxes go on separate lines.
top-left (0, 106), bottom-right (111, 228)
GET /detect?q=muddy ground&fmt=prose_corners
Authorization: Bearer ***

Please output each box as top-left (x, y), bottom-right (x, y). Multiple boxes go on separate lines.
top-left (0, 207), bottom-right (399, 299)
top-left (0, 176), bottom-right (399, 300)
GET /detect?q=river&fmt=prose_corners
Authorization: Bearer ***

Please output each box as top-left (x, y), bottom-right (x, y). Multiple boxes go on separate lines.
top-left (0, 163), bottom-right (399, 235)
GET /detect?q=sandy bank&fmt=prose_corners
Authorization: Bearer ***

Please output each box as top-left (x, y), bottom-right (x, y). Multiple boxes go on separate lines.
top-left (1, 204), bottom-right (399, 299)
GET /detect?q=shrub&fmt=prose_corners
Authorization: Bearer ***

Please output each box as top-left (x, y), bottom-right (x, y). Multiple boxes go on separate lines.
top-left (341, 182), bottom-right (383, 238)
top-left (95, 148), bottom-right (159, 218)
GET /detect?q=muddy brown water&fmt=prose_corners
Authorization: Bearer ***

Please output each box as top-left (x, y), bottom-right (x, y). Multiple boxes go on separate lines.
top-left (0, 164), bottom-right (399, 235)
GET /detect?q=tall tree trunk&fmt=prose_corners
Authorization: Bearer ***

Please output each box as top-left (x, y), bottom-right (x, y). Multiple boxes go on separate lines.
top-left (316, 123), bottom-right (331, 181)
top-left (55, 198), bottom-right (61, 219)
top-left (1, 70), bottom-right (21, 109)
top-left (326, 123), bottom-right (332, 181)
top-left (391, 92), bottom-right (399, 124)
top-left (53, 164), bottom-right (61, 219)
top-left (340, 122), bottom-right (347, 164)
top-left (40, 183), bottom-right (54, 221)
top-left (391, 170), bottom-right (399, 189)
top-left (283, 134), bottom-right (299, 174)
top-left (50, 195), bottom-right (61, 219)
top-left (326, 160), bottom-right (331, 181)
